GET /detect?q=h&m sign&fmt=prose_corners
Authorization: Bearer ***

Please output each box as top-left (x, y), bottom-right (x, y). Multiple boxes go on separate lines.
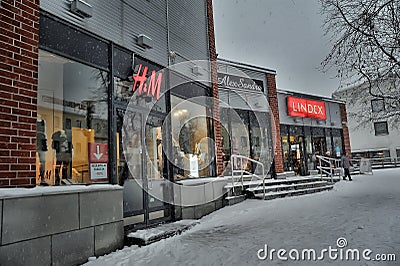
top-left (132, 64), bottom-right (163, 101)
top-left (218, 73), bottom-right (264, 92)
top-left (287, 96), bottom-right (326, 120)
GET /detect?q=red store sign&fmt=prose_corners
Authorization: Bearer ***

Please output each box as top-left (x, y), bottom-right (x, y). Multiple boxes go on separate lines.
top-left (132, 64), bottom-right (163, 101)
top-left (287, 96), bottom-right (326, 120)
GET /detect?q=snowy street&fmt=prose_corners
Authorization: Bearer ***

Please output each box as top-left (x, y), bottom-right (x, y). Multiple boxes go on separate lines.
top-left (86, 169), bottom-right (400, 266)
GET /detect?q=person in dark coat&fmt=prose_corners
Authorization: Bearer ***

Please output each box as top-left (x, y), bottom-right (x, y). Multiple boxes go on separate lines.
top-left (341, 154), bottom-right (353, 181)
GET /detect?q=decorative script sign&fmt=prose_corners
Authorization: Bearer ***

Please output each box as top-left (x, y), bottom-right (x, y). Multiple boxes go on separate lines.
top-left (218, 73), bottom-right (264, 92)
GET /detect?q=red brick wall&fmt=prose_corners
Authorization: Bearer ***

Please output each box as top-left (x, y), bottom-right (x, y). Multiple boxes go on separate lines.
top-left (340, 104), bottom-right (352, 158)
top-left (206, 0), bottom-right (223, 176)
top-left (0, 0), bottom-right (40, 187)
top-left (266, 73), bottom-right (284, 173)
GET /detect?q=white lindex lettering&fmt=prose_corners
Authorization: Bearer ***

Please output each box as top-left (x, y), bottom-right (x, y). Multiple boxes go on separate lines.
top-left (292, 102), bottom-right (324, 115)
top-left (292, 102), bottom-right (297, 112)
top-left (300, 103), bottom-right (307, 112)
top-left (308, 104), bottom-right (313, 113)
top-left (315, 105), bottom-right (323, 115)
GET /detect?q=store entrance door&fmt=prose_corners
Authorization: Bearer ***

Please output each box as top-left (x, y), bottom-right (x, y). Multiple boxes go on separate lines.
top-left (116, 105), bottom-right (172, 229)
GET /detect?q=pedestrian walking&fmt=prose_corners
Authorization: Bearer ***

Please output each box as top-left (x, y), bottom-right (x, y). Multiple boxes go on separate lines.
top-left (341, 154), bottom-right (353, 181)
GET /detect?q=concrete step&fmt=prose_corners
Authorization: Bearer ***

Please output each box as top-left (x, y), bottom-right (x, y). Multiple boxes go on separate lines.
top-left (254, 185), bottom-right (334, 200)
top-left (224, 195), bottom-right (246, 206)
top-left (125, 220), bottom-right (199, 246)
top-left (246, 181), bottom-right (330, 194)
top-left (224, 176), bottom-right (325, 190)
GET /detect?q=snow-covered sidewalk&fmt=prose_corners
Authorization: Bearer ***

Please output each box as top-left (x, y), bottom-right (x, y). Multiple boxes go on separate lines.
top-left (85, 168), bottom-right (400, 265)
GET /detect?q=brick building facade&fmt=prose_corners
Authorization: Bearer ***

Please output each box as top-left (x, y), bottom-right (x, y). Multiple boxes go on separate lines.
top-left (266, 73), bottom-right (284, 173)
top-left (0, 0), bottom-right (40, 187)
top-left (0, 1), bottom-right (350, 186)
top-left (207, 0), bottom-right (224, 176)
top-left (340, 104), bottom-right (352, 158)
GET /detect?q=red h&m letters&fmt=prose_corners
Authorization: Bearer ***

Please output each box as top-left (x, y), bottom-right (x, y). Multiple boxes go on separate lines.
top-left (132, 64), bottom-right (163, 100)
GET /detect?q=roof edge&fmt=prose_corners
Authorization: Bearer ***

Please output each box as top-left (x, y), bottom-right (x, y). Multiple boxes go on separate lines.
top-left (217, 58), bottom-right (277, 75)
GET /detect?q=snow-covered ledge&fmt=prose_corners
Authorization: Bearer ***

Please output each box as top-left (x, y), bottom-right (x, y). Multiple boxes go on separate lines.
top-left (0, 184), bottom-right (122, 199)
top-left (0, 184), bottom-right (124, 266)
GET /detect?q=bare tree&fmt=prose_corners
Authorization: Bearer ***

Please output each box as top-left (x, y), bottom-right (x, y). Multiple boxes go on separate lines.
top-left (321, 0), bottom-right (400, 127)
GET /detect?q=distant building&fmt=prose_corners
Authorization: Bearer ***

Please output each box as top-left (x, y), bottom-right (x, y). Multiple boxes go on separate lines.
top-left (333, 80), bottom-right (400, 166)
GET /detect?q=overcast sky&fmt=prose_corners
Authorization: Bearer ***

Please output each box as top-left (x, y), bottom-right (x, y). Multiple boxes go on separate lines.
top-left (212, 0), bottom-right (341, 97)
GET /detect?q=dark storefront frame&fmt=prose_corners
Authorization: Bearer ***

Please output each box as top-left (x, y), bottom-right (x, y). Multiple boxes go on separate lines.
top-left (39, 11), bottom-right (178, 228)
top-left (39, 11), bottom-right (218, 229)
top-left (280, 124), bottom-right (344, 175)
top-left (218, 77), bottom-right (274, 175)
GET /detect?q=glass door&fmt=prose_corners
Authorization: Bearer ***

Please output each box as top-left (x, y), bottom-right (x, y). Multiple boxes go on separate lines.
top-left (116, 107), bottom-right (145, 226)
top-left (289, 135), bottom-right (306, 175)
top-left (116, 106), bottom-right (172, 228)
top-left (145, 112), bottom-right (172, 225)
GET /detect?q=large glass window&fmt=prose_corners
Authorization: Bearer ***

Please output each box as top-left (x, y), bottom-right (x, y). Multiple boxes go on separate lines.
top-left (332, 129), bottom-right (343, 158)
top-left (325, 128), bottom-right (333, 157)
top-left (220, 108), bottom-right (231, 170)
top-left (303, 127), bottom-right (314, 171)
top-left (280, 125), bottom-right (290, 171)
top-left (249, 111), bottom-right (272, 171)
top-left (37, 50), bottom-right (109, 185)
top-left (170, 85), bottom-right (214, 179)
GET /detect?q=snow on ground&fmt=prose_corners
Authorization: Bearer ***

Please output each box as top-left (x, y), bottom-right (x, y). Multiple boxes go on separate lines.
top-left (85, 168), bottom-right (400, 266)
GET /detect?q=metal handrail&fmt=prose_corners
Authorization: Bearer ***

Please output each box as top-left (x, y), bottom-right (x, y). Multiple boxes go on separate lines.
top-left (316, 155), bottom-right (341, 182)
top-left (230, 154), bottom-right (266, 199)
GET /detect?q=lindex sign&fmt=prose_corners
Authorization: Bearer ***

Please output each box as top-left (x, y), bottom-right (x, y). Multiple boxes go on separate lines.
top-left (287, 96), bottom-right (327, 120)
top-left (88, 143), bottom-right (108, 181)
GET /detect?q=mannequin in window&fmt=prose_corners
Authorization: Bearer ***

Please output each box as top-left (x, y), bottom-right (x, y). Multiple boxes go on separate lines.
top-left (52, 130), bottom-right (72, 185)
top-left (36, 118), bottom-right (48, 185)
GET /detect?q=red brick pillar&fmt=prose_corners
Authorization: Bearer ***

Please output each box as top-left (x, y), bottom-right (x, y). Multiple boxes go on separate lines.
top-left (266, 73), bottom-right (284, 173)
top-left (340, 104), bottom-right (352, 158)
top-left (206, 0), bottom-right (223, 176)
top-left (0, 0), bottom-right (40, 187)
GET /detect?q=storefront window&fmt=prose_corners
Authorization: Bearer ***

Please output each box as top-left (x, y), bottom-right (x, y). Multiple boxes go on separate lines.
top-left (282, 135), bottom-right (290, 171)
top-left (280, 125), bottom-right (290, 171)
top-left (37, 50), bottom-right (109, 185)
top-left (325, 128), bottom-right (332, 157)
top-left (171, 88), bottom-right (214, 179)
top-left (231, 110), bottom-right (250, 157)
top-left (332, 129), bottom-right (343, 158)
top-left (220, 108), bottom-right (231, 170)
top-left (304, 127), bottom-right (314, 171)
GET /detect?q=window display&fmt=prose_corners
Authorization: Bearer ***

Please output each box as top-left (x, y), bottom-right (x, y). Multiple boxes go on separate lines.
top-left (37, 50), bottom-right (109, 185)
top-left (171, 93), bottom-right (214, 179)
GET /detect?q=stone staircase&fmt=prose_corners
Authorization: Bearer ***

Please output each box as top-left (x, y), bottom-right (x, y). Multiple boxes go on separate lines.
top-left (224, 176), bottom-right (335, 202)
